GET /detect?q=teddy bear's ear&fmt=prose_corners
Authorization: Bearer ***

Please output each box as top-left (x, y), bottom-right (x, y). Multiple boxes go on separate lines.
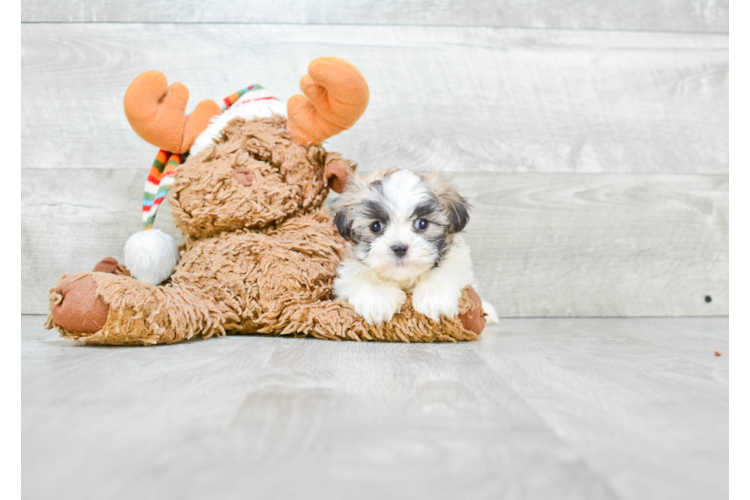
top-left (325, 162), bottom-right (349, 193)
top-left (124, 71), bottom-right (220, 153)
top-left (325, 154), bottom-right (356, 193)
top-left (287, 57), bottom-right (369, 146)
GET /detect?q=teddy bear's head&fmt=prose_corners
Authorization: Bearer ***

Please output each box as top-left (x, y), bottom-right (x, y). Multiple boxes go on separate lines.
top-left (124, 57), bottom-right (368, 241)
top-left (168, 115), bottom-right (355, 240)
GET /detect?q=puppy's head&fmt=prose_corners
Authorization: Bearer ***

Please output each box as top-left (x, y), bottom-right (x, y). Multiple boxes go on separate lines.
top-left (332, 169), bottom-right (470, 283)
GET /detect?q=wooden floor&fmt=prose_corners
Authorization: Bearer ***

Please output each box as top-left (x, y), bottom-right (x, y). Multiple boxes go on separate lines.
top-left (22, 315), bottom-right (728, 500)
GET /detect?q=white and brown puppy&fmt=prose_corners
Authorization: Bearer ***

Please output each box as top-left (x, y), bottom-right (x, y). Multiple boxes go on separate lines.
top-left (332, 169), bottom-right (498, 325)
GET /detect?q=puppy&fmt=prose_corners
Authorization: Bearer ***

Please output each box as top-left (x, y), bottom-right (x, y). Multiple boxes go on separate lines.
top-left (331, 169), bottom-right (498, 325)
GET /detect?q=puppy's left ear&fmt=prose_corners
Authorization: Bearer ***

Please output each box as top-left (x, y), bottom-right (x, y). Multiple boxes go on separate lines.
top-left (429, 176), bottom-right (471, 233)
top-left (445, 191), bottom-right (470, 233)
top-left (325, 153), bottom-right (356, 194)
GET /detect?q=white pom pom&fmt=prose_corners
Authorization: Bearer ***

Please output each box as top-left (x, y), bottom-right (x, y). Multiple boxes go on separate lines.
top-left (123, 229), bottom-right (179, 285)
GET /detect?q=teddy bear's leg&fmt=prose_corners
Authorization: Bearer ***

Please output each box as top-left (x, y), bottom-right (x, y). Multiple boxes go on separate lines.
top-left (276, 286), bottom-right (484, 343)
top-left (47, 267), bottom-right (229, 345)
top-left (459, 287), bottom-right (486, 335)
top-left (48, 273), bottom-right (110, 335)
top-left (273, 288), bottom-right (484, 343)
top-left (272, 299), bottom-right (372, 341)
top-left (45, 257), bottom-right (128, 335)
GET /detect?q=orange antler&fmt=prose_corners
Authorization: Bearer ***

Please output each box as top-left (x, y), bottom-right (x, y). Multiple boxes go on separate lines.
top-left (286, 57), bottom-right (369, 145)
top-left (123, 71), bottom-right (220, 153)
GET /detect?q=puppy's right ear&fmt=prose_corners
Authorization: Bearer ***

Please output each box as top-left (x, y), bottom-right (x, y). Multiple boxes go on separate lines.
top-left (331, 171), bottom-right (366, 240)
top-left (333, 207), bottom-right (352, 240)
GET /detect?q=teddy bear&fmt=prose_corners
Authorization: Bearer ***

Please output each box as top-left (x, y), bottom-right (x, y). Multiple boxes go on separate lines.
top-left (45, 57), bottom-right (487, 345)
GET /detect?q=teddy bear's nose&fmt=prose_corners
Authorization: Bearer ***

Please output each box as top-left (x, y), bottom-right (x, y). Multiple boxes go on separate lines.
top-left (233, 168), bottom-right (254, 186)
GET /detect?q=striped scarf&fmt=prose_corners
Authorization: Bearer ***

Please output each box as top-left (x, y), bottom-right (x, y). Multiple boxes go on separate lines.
top-left (142, 150), bottom-right (184, 230)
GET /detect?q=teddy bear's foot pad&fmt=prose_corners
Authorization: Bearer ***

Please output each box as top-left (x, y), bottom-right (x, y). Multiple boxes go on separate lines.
top-left (48, 274), bottom-right (110, 335)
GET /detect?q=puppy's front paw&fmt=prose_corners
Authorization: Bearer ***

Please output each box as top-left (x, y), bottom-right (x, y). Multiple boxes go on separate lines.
top-left (412, 281), bottom-right (461, 322)
top-left (349, 287), bottom-right (407, 325)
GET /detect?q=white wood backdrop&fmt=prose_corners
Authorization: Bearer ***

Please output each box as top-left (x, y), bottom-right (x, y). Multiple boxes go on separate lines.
top-left (22, 0), bottom-right (728, 32)
top-left (21, 3), bottom-right (728, 316)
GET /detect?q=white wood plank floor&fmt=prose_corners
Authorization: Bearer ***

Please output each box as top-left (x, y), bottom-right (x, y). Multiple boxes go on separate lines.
top-left (22, 315), bottom-right (728, 500)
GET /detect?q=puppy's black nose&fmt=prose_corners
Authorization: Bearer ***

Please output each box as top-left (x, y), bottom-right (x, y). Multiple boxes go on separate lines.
top-left (391, 244), bottom-right (409, 257)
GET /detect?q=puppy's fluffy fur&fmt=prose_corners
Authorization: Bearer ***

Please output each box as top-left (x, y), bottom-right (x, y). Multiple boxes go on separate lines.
top-left (332, 169), bottom-right (498, 325)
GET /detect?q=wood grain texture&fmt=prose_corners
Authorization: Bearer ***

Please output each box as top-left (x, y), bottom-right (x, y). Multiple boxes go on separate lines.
top-left (21, 315), bottom-right (728, 500)
top-left (728, 175), bottom-right (750, 316)
top-left (21, 0), bottom-right (729, 33)
top-left (21, 24), bottom-right (728, 174)
top-left (460, 172), bottom-right (728, 317)
top-left (727, 58), bottom-right (750, 174)
top-left (474, 317), bottom-right (728, 500)
top-left (22, 169), bottom-right (727, 316)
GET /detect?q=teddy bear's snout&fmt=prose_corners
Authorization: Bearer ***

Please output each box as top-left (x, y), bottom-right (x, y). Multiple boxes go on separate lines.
top-left (233, 168), bottom-right (254, 187)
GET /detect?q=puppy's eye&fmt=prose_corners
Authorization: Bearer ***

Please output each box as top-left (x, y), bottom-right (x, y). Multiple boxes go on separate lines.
top-left (414, 219), bottom-right (429, 231)
top-left (370, 221), bottom-right (383, 233)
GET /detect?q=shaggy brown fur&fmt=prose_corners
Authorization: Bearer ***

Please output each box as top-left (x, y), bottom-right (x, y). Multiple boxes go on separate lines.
top-left (46, 116), bottom-right (484, 345)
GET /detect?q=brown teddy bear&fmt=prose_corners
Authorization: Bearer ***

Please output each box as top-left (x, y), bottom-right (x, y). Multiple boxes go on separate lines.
top-left (45, 57), bottom-right (487, 345)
